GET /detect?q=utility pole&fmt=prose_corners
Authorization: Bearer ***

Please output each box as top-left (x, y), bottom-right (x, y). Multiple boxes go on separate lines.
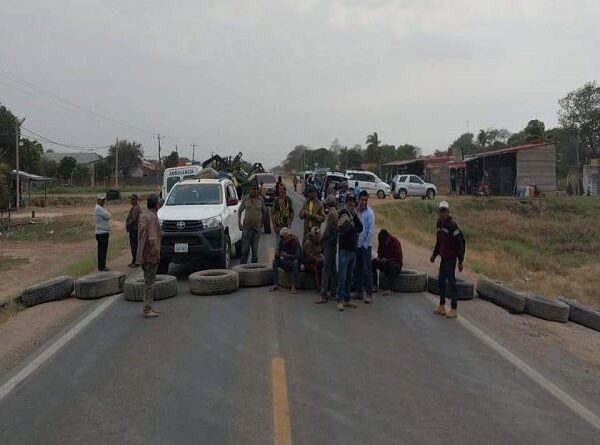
top-left (190, 143), bottom-right (198, 163)
top-left (175, 144), bottom-right (178, 154)
top-left (155, 133), bottom-right (165, 164)
top-left (15, 117), bottom-right (25, 210)
top-left (115, 137), bottom-right (119, 187)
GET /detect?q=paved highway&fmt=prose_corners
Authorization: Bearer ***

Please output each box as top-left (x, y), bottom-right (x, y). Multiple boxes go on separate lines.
top-left (0, 191), bottom-right (598, 444)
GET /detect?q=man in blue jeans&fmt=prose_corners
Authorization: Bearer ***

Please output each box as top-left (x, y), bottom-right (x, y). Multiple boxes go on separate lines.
top-left (354, 190), bottom-right (375, 303)
top-left (430, 200), bottom-right (465, 319)
top-left (336, 193), bottom-right (363, 312)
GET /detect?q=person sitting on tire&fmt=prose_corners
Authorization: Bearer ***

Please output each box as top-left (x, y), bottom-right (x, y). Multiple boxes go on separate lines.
top-left (303, 227), bottom-right (324, 302)
top-left (430, 200), bottom-right (465, 319)
top-left (270, 227), bottom-right (302, 294)
top-left (136, 193), bottom-right (162, 319)
top-left (371, 229), bottom-right (403, 296)
top-left (239, 183), bottom-right (266, 264)
top-left (299, 185), bottom-right (325, 242)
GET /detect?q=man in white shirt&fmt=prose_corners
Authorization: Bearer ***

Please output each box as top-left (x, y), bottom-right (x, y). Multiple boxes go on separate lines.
top-left (354, 190), bottom-right (375, 303)
top-left (94, 194), bottom-right (112, 271)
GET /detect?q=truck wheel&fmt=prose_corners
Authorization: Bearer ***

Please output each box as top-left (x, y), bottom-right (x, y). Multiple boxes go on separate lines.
top-left (158, 258), bottom-right (170, 275)
top-left (216, 234), bottom-right (231, 269)
top-left (263, 208), bottom-right (272, 234)
top-left (377, 190), bottom-right (386, 199)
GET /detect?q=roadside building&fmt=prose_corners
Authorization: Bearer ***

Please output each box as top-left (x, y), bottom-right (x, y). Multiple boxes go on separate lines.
top-left (44, 152), bottom-right (102, 186)
top-left (131, 160), bottom-right (159, 178)
top-left (583, 159), bottom-right (600, 196)
top-left (9, 170), bottom-right (50, 208)
top-left (447, 143), bottom-right (556, 196)
top-left (382, 156), bottom-right (452, 194)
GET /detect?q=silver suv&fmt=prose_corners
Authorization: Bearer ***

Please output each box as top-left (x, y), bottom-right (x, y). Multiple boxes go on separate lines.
top-left (391, 174), bottom-right (437, 200)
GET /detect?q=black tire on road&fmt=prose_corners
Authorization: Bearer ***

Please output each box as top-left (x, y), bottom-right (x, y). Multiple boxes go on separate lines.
top-left (189, 269), bottom-right (239, 295)
top-left (233, 263), bottom-right (273, 287)
top-left (216, 234), bottom-right (231, 269)
top-left (263, 208), bottom-right (272, 234)
top-left (377, 190), bottom-right (385, 199)
top-left (75, 271), bottom-right (126, 299)
top-left (427, 276), bottom-right (474, 300)
top-left (21, 276), bottom-right (74, 307)
top-left (124, 274), bottom-right (178, 302)
top-left (476, 278), bottom-right (526, 313)
top-left (558, 297), bottom-right (600, 332)
top-left (380, 269), bottom-right (427, 293)
top-left (277, 268), bottom-right (316, 290)
top-left (523, 294), bottom-right (569, 323)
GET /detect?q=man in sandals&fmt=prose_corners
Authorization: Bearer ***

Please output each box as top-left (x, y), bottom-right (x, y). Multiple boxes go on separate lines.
top-left (136, 193), bottom-right (161, 318)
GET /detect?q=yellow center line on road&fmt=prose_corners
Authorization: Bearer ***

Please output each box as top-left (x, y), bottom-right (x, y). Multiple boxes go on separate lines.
top-left (272, 357), bottom-right (292, 445)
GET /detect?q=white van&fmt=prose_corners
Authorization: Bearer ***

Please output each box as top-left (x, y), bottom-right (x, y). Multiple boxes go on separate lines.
top-left (345, 170), bottom-right (391, 199)
top-left (162, 165), bottom-right (202, 199)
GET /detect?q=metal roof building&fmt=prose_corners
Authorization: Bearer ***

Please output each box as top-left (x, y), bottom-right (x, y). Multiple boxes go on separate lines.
top-left (382, 156), bottom-right (452, 193)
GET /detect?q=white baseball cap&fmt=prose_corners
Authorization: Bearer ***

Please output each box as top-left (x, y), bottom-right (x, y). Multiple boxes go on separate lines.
top-left (438, 200), bottom-right (449, 210)
top-left (96, 193), bottom-right (106, 200)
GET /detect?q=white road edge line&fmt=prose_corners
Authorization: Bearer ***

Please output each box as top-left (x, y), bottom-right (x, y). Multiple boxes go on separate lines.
top-left (0, 293), bottom-right (120, 402)
top-left (425, 294), bottom-right (600, 432)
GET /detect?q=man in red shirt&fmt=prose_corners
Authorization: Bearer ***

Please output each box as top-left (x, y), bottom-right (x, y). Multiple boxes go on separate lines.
top-left (371, 229), bottom-right (403, 296)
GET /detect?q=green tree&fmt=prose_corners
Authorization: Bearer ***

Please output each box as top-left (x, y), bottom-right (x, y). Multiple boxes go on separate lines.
top-left (558, 81), bottom-right (600, 159)
top-left (0, 162), bottom-right (10, 211)
top-left (106, 140), bottom-right (144, 179)
top-left (41, 158), bottom-right (58, 179)
top-left (164, 151), bottom-right (179, 169)
top-left (58, 156), bottom-right (77, 183)
top-left (508, 120), bottom-right (546, 146)
top-left (380, 144), bottom-right (397, 162)
top-left (72, 164), bottom-right (91, 186)
top-left (0, 105), bottom-right (18, 167)
top-left (19, 138), bottom-right (44, 174)
top-left (396, 144), bottom-right (420, 160)
top-left (366, 132), bottom-right (381, 174)
top-left (448, 133), bottom-right (479, 159)
top-left (94, 159), bottom-right (112, 184)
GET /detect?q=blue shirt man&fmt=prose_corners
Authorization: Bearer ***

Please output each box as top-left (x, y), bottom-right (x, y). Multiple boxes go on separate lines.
top-left (354, 181), bottom-right (361, 198)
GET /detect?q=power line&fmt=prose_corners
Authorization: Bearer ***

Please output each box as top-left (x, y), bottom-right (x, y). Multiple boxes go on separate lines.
top-left (0, 67), bottom-right (155, 136)
top-left (20, 126), bottom-right (111, 151)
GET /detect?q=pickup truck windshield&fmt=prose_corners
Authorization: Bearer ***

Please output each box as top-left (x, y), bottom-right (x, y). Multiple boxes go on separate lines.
top-left (167, 184), bottom-right (222, 206)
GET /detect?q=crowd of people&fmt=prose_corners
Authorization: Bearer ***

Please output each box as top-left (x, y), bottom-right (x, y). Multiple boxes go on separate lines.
top-left (94, 176), bottom-right (465, 319)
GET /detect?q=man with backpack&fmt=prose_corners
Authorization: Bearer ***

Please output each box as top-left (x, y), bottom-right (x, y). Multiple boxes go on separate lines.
top-left (430, 200), bottom-right (465, 319)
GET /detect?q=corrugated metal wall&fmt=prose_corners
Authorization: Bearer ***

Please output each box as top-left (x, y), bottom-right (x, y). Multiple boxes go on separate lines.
top-left (516, 145), bottom-right (556, 193)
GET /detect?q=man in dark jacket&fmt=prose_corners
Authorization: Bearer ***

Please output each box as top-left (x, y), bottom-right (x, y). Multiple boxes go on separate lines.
top-left (372, 229), bottom-right (403, 296)
top-left (430, 200), bottom-right (465, 319)
top-left (335, 193), bottom-right (363, 311)
top-left (126, 194), bottom-right (141, 268)
top-left (271, 227), bottom-right (302, 294)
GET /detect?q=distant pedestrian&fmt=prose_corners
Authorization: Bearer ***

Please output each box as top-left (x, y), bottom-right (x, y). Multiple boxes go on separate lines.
top-left (136, 193), bottom-right (162, 318)
top-left (271, 227), bottom-right (302, 294)
top-left (372, 229), bottom-right (403, 296)
top-left (354, 190), bottom-right (375, 303)
top-left (299, 185), bottom-right (325, 241)
top-left (293, 175), bottom-right (298, 192)
top-left (94, 194), bottom-right (111, 271)
top-left (239, 183), bottom-right (266, 264)
top-left (335, 192), bottom-right (363, 311)
top-left (271, 184), bottom-right (294, 248)
top-left (303, 227), bottom-right (324, 301)
top-left (430, 200), bottom-right (465, 319)
top-left (318, 195), bottom-right (338, 303)
top-left (275, 176), bottom-right (283, 195)
top-left (126, 193), bottom-right (141, 268)
top-left (354, 181), bottom-right (361, 197)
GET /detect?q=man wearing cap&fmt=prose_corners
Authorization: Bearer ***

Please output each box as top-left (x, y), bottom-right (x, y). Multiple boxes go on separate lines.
top-left (94, 194), bottom-right (112, 271)
top-left (136, 193), bottom-right (161, 318)
top-left (299, 185), bottom-right (325, 242)
top-left (354, 190), bottom-right (375, 303)
top-left (239, 183), bottom-right (266, 264)
top-left (271, 227), bottom-right (302, 294)
top-left (336, 192), bottom-right (363, 311)
top-left (430, 200), bottom-right (465, 319)
top-left (318, 195), bottom-right (338, 303)
top-left (126, 193), bottom-right (141, 268)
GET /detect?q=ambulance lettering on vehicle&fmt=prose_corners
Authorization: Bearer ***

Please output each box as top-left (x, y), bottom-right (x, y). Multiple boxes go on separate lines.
top-left (162, 165), bottom-right (202, 198)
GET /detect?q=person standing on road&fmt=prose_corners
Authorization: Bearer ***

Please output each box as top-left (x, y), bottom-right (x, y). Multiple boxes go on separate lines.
top-left (94, 194), bottom-right (111, 272)
top-left (239, 183), bottom-right (266, 264)
top-left (271, 227), bottom-right (302, 294)
top-left (126, 193), bottom-right (141, 268)
top-left (136, 193), bottom-right (161, 318)
top-left (293, 174), bottom-right (298, 192)
top-left (353, 190), bottom-right (375, 303)
top-left (318, 195), bottom-right (338, 304)
top-left (336, 193), bottom-right (363, 312)
top-left (271, 184), bottom-right (294, 248)
top-left (303, 226), bottom-right (324, 301)
top-left (372, 229), bottom-right (403, 296)
top-left (354, 181), bottom-right (361, 197)
top-left (275, 176), bottom-right (283, 196)
top-left (430, 200), bottom-right (465, 319)
top-left (299, 185), bottom-right (325, 242)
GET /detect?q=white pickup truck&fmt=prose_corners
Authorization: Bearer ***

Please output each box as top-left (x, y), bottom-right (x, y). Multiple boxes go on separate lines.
top-left (157, 177), bottom-right (242, 273)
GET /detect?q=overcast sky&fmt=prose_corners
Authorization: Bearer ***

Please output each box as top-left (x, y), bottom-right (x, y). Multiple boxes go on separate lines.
top-left (1, 0), bottom-right (598, 166)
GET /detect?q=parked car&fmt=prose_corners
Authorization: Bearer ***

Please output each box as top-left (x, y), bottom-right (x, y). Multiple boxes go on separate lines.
top-left (345, 170), bottom-right (391, 199)
top-left (318, 172), bottom-right (349, 200)
top-left (249, 172), bottom-right (277, 206)
top-left (157, 177), bottom-right (242, 273)
top-left (390, 174), bottom-right (437, 199)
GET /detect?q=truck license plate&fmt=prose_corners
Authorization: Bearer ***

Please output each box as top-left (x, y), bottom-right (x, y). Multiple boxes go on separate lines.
top-left (174, 243), bottom-right (188, 253)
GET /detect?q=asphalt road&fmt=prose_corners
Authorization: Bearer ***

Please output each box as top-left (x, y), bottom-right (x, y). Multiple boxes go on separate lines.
top-left (0, 191), bottom-right (598, 444)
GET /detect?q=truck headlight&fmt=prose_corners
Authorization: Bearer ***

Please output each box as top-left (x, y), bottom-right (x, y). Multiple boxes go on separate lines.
top-left (202, 216), bottom-right (222, 228)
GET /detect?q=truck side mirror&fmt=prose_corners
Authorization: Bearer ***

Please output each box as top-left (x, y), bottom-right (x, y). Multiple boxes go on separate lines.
top-left (227, 198), bottom-right (238, 206)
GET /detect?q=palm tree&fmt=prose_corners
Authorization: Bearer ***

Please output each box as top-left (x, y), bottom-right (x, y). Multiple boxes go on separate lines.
top-left (366, 132), bottom-right (381, 174)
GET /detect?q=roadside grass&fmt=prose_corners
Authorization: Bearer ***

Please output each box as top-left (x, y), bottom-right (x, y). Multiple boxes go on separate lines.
top-left (376, 196), bottom-right (600, 307)
top-left (31, 185), bottom-right (160, 195)
top-left (62, 233), bottom-right (129, 278)
top-left (0, 256), bottom-right (29, 271)
top-left (0, 301), bottom-right (25, 324)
